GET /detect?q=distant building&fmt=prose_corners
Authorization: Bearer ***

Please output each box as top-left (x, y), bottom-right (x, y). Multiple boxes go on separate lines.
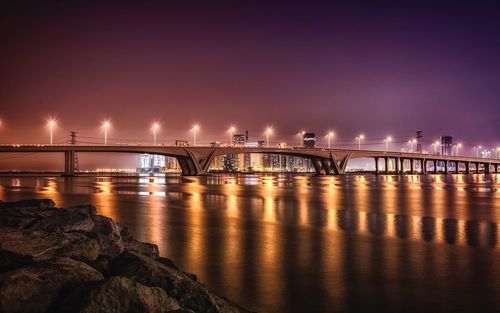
top-left (175, 140), bottom-right (188, 147)
top-left (138, 153), bottom-right (166, 173)
top-left (303, 133), bottom-right (316, 148)
top-left (441, 136), bottom-right (453, 156)
top-left (233, 134), bottom-right (246, 146)
top-left (416, 130), bottom-right (423, 153)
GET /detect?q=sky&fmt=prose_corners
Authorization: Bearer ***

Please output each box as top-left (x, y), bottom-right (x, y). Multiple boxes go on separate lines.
top-left (0, 0), bottom-right (499, 165)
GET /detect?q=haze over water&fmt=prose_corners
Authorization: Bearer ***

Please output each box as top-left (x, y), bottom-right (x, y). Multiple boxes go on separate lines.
top-left (0, 173), bottom-right (499, 313)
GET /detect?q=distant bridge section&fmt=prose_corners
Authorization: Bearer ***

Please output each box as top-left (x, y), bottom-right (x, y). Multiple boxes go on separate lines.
top-left (0, 144), bottom-right (499, 176)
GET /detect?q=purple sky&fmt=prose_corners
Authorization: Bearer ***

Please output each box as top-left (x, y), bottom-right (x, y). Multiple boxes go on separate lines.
top-left (1, 0), bottom-right (499, 155)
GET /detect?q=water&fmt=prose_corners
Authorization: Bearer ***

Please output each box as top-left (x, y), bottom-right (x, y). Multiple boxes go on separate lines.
top-left (0, 173), bottom-right (499, 313)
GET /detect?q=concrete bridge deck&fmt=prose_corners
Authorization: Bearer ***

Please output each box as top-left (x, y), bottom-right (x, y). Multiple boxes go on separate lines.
top-left (0, 144), bottom-right (499, 176)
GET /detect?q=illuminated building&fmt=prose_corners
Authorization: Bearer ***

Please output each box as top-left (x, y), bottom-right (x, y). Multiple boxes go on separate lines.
top-left (441, 136), bottom-right (453, 156)
top-left (303, 133), bottom-right (316, 148)
top-left (137, 153), bottom-right (170, 173)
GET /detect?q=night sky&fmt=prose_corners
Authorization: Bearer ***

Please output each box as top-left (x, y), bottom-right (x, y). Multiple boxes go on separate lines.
top-left (1, 1), bottom-right (499, 152)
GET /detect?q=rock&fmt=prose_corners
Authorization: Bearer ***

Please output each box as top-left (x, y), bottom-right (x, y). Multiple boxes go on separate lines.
top-left (0, 199), bottom-right (250, 313)
top-left (0, 227), bottom-right (101, 263)
top-left (0, 199), bottom-right (56, 210)
top-left (28, 205), bottom-right (96, 232)
top-left (0, 257), bottom-right (103, 313)
top-left (59, 276), bottom-right (180, 313)
top-left (0, 249), bottom-right (33, 273)
top-left (109, 251), bottom-right (249, 313)
top-left (0, 200), bottom-right (58, 229)
top-left (120, 226), bottom-right (160, 258)
top-left (88, 215), bottom-right (125, 257)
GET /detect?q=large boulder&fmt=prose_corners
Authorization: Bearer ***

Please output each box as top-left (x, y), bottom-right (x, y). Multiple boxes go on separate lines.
top-left (28, 205), bottom-right (96, 232)
top-left (109, 251), bottom-right (249, 313)
top-left (0, 199), bottom-right (56, 210)
top-left (87, 215), bottom-right (126, 258)
top-left (0, 227), bottom-right (100, 265)
top-left (58, 276), bottom-right (180, 313)
top-left (0, 257), bottom-right (103, 313)
top-left (121, 226), bottom-right (160, 258)
top-left (0, 199), bottom-right (58, 229)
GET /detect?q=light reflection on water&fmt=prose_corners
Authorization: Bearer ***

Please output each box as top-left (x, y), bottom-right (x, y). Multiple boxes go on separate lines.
top-left (0, 173), bottom-right (499, 313)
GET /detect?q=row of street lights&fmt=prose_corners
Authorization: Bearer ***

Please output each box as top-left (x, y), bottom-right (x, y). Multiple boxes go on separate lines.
top-left (12, 119), bottom-right (500, 157)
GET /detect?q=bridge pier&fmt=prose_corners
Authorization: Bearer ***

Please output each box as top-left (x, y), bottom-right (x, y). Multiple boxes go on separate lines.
top-left (465, 162), bottom-right (471, 174)
top-left (444, 160), bottom-right (449, 174)
top-left (396, 157), bottom-right (401, 174)
top-left (410, 158), bottom-right (415, 174)
top-left (485, 163), bottom-right (491, 174)
top-left (384, 157), bottom-right (389, 174)
top-left (63, 151), bottom-right (76, 176)
top-left (421, 159), bottom-right (427, 174)
top-left (375, 157), bottom-right (380, 174)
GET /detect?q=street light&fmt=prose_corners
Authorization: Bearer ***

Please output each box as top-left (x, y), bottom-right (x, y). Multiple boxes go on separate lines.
top-left (455, 143), bottom-right (462, 156)
top-left (152, 122), bottom-right (160, 146)
top-left (497, 147), bottom-right (500, 159)
top-left (433, 140), bottom-right (440, 154)
top-left (327, 131), bottom-right (334, 149)
top-left (48, 119), bottom-right (56, 145)
top-left (356, 134), bottom-right (364, 150)
top-left (102, 120), bottom-right (110, 145)
top-left (265, 127), bottom-right (273, 147)
top-left (385, 136), bottom-right (392, 151)
top-left (192, 124), bottom-right (199, 146)
top-left (228, 126), bottom-right (236, 146)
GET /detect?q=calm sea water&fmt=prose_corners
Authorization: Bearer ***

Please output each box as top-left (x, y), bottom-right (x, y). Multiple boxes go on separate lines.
top-left (0, 173), bottom-right (499, 313)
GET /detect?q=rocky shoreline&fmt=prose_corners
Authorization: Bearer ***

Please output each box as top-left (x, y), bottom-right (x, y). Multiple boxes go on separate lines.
top-left (0, 199), bottom-right (252, 313)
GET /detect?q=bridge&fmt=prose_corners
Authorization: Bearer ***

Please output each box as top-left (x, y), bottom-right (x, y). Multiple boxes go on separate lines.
top-left (0, 144), bottom-right (499, 176)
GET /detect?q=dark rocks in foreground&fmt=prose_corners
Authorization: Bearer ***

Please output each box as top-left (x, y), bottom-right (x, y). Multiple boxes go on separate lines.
top-left (0, 199), bottom-right (252, 313)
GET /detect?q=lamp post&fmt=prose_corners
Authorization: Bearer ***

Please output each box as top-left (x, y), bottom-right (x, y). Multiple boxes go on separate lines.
top-left (48, 119), bottom-right (56, 145)
top-left (152, 122), bottom-right (160, 146)
top-left (385, 136), bottom-right (392, 152)
top-left (192, 124), bottom-right (199, 146)
top-left (497, 147), bottom-right (500, 159)
top-left (356, 134), bottom-right (364, 150)
top-left (228, 126), bottom-right (235, 146)
top-left (327, 131), bottom-right (334, 149)
top-left (103, 120), bottom-right (110, 145)
top-left (455, 143), bottom-right (462, 156)
top-left (266, 127), bottom-right (273, 147)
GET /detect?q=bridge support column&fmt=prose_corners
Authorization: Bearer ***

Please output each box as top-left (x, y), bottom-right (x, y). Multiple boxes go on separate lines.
top-left (375, 157), bottom-right (380, 174)
top-left (63, 151), bottom-right (76, 176)
top-left (396, 157), bottom-right (401, 174)
top-left (410, 159), bottom-right (415, 174)
top-left (444, 160), bottom-right (449, 174)
top-left (465, 162), bottom-right (471, 174)
top-left (422, 159), bottom-right (427, 174)
top-left (455, 161), bottom-right (460, 174)
top-left (384, 157), bottom-right (389, 174)
top-left (311, 158), bottom-right (325, 175)
top-left (485, 163), bottom-right (491, 174)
